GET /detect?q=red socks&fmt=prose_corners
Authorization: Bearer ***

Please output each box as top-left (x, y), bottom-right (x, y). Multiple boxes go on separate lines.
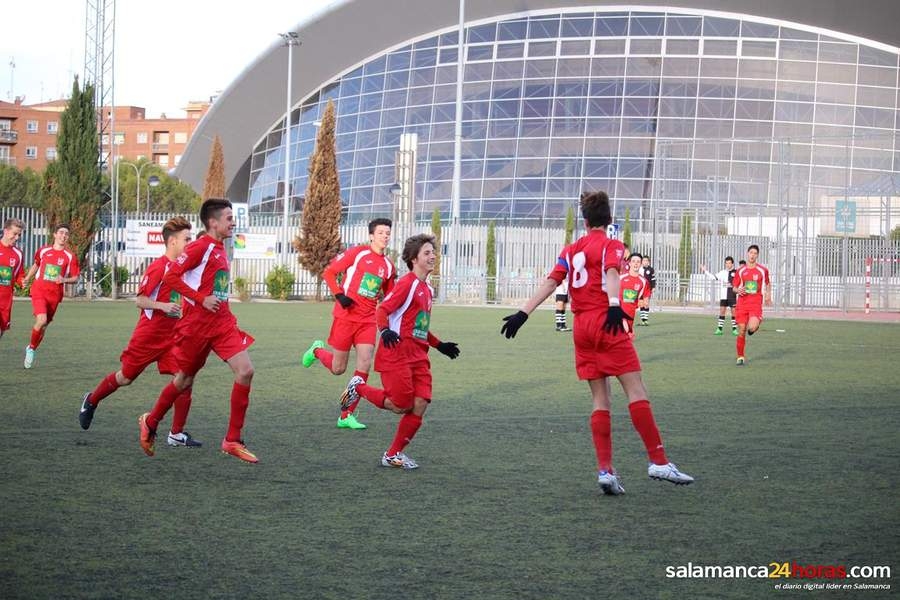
top-left (148, 382), bottom-right (180, 431)
top-left (356, 382), bottom-right (386, 409)
top-left (590, 410), bottom-right (613, 472)
top-left (170, 388), bottom-right (193, 434)
top-left (90, 373), bottom-right (120, 406)
top-left (314, 347), bottom-right (334, 373)
top-left (226, 382), bottom-right (251, 442)
top-left (387, 413), bottom-right (422, 456)
top-left (628, 400), bottom-right (668, 465)
top-left (341, 370), bottom-right (369, 417)
top-left (29, 327), bottom-right (45, 350)
top-left (736, 335), bottom-right (746, 357)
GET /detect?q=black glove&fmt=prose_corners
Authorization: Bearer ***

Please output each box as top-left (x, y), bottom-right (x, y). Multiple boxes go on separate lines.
top-left (380, 328), bottom-right (400, 348)
top-left (603, 305), bottom-right (632, 335)
top-left (501, 311), bottom-right (529, 339)
top-left (436, 341), bottom-right (460, 359)
top-left (335, 293), bottom-right (355, 309)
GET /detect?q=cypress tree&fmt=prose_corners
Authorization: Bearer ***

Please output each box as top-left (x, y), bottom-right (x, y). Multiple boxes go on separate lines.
top-left (486, 220), bottom-right (496, 302)
top-left (564, 205), bottom-right (575, 245)
top-left (678, 211), bottom-right (693, 302)
top-left (623, 206), bottom-right (633, 249)
top-left (294, 99), bottom-right (342, 300)
top-left (202, 135), bottom-right (226, 200)
top-left (431, 206), bottom-right (442, 293)
top-left (42, 76), bottom-right (102, 264)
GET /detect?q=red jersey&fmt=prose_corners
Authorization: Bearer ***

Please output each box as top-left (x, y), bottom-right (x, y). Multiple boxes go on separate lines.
top-left (323, 245), bottom-right (396, 323)
top-left (733, 263), bottom-right (770, 310)
top-left (31, 245), bottom-right (80, 297)
top-left (0, 242), bottom-right (24, 296)
top-left (164, 234), bottom-right (236, 335)
top-left (375, 271), bottom-right (435, 370)
top-left (548, 229), bottom-right (626, 314)
top-left (619, 272), bottom-right (649, 319)
top-left (131, 255), bottom-right (182, 341)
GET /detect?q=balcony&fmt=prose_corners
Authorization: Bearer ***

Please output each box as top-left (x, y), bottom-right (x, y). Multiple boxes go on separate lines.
top-left (0, 129), bottom-right (17, 144)
top-left (151, 143), bottom-right (168, 152)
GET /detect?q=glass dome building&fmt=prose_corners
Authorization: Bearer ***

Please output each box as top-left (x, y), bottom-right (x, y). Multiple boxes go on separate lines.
top-left (176, 1), bottom-right (900, 226)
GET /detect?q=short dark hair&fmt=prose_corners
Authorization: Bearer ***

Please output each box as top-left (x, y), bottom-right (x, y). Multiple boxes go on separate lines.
top-left (200, 198), bottom-right (232, 229)
top-left (402, 233), bottom-right (436, 270)
top-left (748, 244), bottom-right (760, 253)
top-left (579, 191), bottom-right (611, 228)
top-left (629, 252), bottom-right (643, 261)
top-left (162, 216), bottom-right (192, 242)
top-left (54, 223), bottom-right (70, 233)
top-left (642, 254), bottom-right (650, 261)
top-left (368, 218), bottom-right (392, 234)
top-left (739, 259), bottom-right (747, 265)
top-left (725, 256), bottom-right (734, 263)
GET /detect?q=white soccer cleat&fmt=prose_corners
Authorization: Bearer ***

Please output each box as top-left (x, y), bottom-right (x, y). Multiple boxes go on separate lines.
top-left (341, 375), bottom-right (365, 410)
top-left (381, 451), bottom-right (419, 470)
top-left (648, 462), bottom-right (694, 485)
top-left (167, 431), bottom-right (203, 447)
top-left (23, 346), bottom-right (35, 369)
top-left (597, 470), bottom-right (625, 495)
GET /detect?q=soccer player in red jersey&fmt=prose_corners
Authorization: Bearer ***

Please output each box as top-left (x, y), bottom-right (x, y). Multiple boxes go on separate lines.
top-left (732, 244), bottom-right (771, 366)
top-left (301, 218), bottom-right (396, 430)
top-left (343, 233), bottom-right (460, 470)
top-left (619, 252), bottom-right (649, 338)
top-left (79, 217), bottom-right (199, 447)
top-left (21, 224), bottom-right (81, 368)
top-left (139, 198), bottom-right (259, 463)
top-left (0, 218), bottom-right (26, 340)
top-left (501, 191), bottom-right (693, 496)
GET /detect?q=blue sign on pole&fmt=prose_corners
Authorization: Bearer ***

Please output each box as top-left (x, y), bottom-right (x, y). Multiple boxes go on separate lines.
top-left (835, 200), bottom-right (857, 234)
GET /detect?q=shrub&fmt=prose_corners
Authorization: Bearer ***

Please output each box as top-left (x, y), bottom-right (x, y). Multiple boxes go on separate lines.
top-left (96, 264), bottom-right (130, 297)
top-left (233, 277), bottom-right (251, 302)
top-left (265, 265), bottom-right (295, 300)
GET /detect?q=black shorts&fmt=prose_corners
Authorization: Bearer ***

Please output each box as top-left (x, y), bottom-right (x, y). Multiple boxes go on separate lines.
top-left (720, 298), bottom-right (736, 308)
top-left (555, 294), bottom-right (569, 303)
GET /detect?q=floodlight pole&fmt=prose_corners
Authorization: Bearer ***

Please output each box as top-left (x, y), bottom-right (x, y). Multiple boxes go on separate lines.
top-left (446, 0), bottom-right (465, 302)
top-left (279, 31), bottom-right (300, 266)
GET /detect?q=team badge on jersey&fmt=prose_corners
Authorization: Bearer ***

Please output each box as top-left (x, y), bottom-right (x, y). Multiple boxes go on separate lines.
top-left (44, 264), bottom-right (61, 280)
top-left (413, 311), bottom-right (430, 339)
top-left (0, 266), bottom-right (11, 286)
top-left (745, 280), bottom-right (759, 294)
top-left (358, 273), bottom-right (383, 298)
top-left (214, 270), bottom-right (230, 301)
top-left (623, 288), bottom-right (639, 303)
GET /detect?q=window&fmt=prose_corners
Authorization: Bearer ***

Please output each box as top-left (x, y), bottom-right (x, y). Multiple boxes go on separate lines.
top-left (25, 146), bottom-right (38, 159)
top-left (26, 120), bottom-right (38, 133)
top-left (173, 131), bottom-right (187, 144)
top-left (137, 132), bottom-right (148, 144)
top-left (0, 119), bottom-right (11, 130)
top-left (46, 147), bottom-right (57, 160)
top-left (113, 133), bottom-right (125, 145)
top-left (156, 154), bottom-right (170, 167)
top-left (47, 121), bottom-right (59, 134)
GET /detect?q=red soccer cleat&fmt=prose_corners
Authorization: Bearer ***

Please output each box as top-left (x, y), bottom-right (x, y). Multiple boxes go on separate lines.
top-left (220, 439), bottom-right (259, 463)
top-left (138, 413), bottom-right (156, 456)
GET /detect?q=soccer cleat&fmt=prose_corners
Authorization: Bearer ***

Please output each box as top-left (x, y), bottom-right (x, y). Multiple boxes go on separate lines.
top-left (732, 327), bottom-right (739, 336)
top-left (381, 451), bottom-right (418, 470)
top-left (556, 326), bottom-right (572, 332)
top-left (341, 375), bottom-right (365, 410)
top-left (714, 328), bottom-right (723, 336)
top-left (221, 439), bottom-right (259, 463)
top-left (167, 431), bottom-right (203, 447)
top-left (736, 356), bottom-right (745, 366)
top-left (79, 392), bottom-right (96, 430)
top-left (301, 340), bottom-right (325, 368)
top-left (138, 413), bottom-right (156, 456)
top-left (337, 413), bottom-right (367, 429)
top-left (23, 346), bottom-right (35, 369)
top-left (597, 470), bottom-right (625, 496)
top-left (648, 462), bottom-right (694, 485)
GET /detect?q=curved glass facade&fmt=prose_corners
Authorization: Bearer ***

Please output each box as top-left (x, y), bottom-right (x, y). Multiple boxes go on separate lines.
top-left (247, 8), bottom-right (900, 224)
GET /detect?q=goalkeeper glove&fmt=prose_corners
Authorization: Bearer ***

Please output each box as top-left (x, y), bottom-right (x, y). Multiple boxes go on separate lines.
top-left (501, 310), bottom-right (529, 339)
top-left (602, 306), bottom-right (632, 335)
top-left (436, 341), bottom-right (460, 359)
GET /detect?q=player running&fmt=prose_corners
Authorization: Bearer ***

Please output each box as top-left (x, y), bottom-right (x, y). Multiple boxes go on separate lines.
top-left (301, 218), bottom-right (396, 430)
top-left (500, 191), bottom-right (693, 496)
top-left (700, 256), bottom-right (738, 336)
top-left (22, 224), bottom-right (81, 368)
top-left (638, 255), bottom-right (656, 326)
top-left (139, 198), bottom-right (258, 463)
top-left (0, 218), bottom-right (26, 340)
top-left (619, 252), bottom-right (649, 338)
top-left (342, 233), bottom-right (460, 470)
top-left (732, 244), bottom-right (771, 366)
top-left (79, 217), bottom-right (199, 447)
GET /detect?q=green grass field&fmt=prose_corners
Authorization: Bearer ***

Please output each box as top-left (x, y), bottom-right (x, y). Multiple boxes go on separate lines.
top-left (1, 301), bottom-right (898, 599)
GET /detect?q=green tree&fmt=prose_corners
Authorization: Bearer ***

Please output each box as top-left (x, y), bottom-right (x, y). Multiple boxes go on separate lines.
top-left (486, 220), bottom-right (497, 302)
top-left (0, 164), bottom-right (44, 208)
top-left (564, 205), bottom-right (575, 245)
top-left (115, 159), bottom-right (200, 213)
top-left (431, 206), bottom-right (442, 294)
top-left (294, 99), bottom-right (342, 300)
top-left (677, 211), bottom-right (693, 302)
top-left (202, 135), bottom-right (226, 200)
top-left (42, 76), bottom-right (103, 264)
top-left (623, 206), bottom-right (633, 249)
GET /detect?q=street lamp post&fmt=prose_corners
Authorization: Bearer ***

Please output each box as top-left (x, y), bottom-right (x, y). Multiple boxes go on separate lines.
top-left (279, 31), bottom-right (301, 266)
top-left (147, 174), bottom-right (160, 214)
top-left (120, 160), bottom-right (154, 212)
